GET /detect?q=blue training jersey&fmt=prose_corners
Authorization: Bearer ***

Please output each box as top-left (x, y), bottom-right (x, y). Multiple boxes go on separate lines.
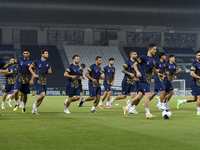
top-left (14, 58), bottom-right (33, 84)
top-left (154, 60), bottom-right (166, 82)
top-left (165, 62), bottom-right (177, 83)
top-left (137, 55), bottom-right (156, 84)
top-left (66, 63), bottom-right (80, 88)
top-left (88, 64), bottom-right (102, 87)
top-left (102, 66), bottom-right (115, 85)
top-left (6, 66), bottom-right (18, 85)
top-left (122, 59), bottom-right (136, 85)
top-left (190, 61), bottom-right (200, 86)
top-left (32, 59), bottom-right (51, 85)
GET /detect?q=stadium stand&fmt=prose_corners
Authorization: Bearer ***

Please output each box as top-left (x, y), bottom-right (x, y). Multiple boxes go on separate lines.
top-left (64, 45), bottom-right (124, 89)
top-left (21, 45), bottom-right (66, 89)
top-left (163, 48), bottom-right (195, 54)
top-left (0, 44), bottom-right (14, 51)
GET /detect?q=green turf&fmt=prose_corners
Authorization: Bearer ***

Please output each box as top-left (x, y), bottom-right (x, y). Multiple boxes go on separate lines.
top-left (0, 96), bottom-right (199, 150)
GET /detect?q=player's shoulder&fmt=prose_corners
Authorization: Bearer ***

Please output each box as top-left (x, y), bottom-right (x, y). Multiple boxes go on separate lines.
top-left (192, 61), bottom-right (198, 66)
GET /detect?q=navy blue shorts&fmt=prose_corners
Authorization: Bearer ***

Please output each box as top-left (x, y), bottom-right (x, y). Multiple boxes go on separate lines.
top-left (122, 83), bottom-right (136, 95)
top-left (4, 84), bottom-right (14, 93)
top-left (138, 82), bottom-right (151, 94)
top-left (89, 85), bottom-right (101, 97)
top-left (66, 86), bottom-right (80, 97)
top-left (35, 84), bottom-right (47, 94)
top-left (191, 84), bottom-right (200, 96)
top-left (154, 81), bottom-right (164, 92)
top-left (163, 79), bottom-right (174, 93)
top-left (13, 81), bottom-right (30, 94)
top-left (104, 83), bottom-right (111, 92)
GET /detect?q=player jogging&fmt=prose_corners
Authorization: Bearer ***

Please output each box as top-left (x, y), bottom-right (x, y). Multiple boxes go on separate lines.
top-left (63, 55), bottom-right (81, 113)
top-left (177, 50), bottom-right (200, 115)
top-left (29, 49), bottom-right (52, 114)
top-left (98, 58), bottom-right (115, 109)
top-left (78, 56), bottom-right (104, 113)
top-left (123, 43), bottom-right (165, 119)
top-left (110, 51), bottom-right (139, 114)
top-left (10, 49), bottom-right (34, 113)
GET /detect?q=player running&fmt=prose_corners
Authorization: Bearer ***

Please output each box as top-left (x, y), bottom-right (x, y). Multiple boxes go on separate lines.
top-left (148, 52), bottom-right (167, 110)
top-left (98, 58), bottom-right (115, 109)
top-left (162, 55), bottom-right (181, 109)
top-left (78, 56), bottom-right (104, 113)
top-left (63, 55), bottom-right (81, 113)
top-left (1, 57), bottom-right (19, 109)
top-left (78, 63), bottom-right (86, 104)
top-left (110, 51), bottom-right (139, 114)
top-left (123, 43), bottom-right (165, 119)
top-left (29, 49), bottom-right (52, 114)
top-left (177, 50), bottom-right (200, 114)
top-left (9, 49), bottom-right (34, 113)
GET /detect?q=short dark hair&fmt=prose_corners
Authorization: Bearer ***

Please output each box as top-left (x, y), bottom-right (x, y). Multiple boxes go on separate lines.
top-left (96, 56), bottom-right (101, 60)
top-left (23, 49), bottom-right (29, 52)
top-left (80, 63), bottom-right (85, 68)
top-left (109, 58), bottom-right (114, 61)
top-left (10, 57), bottom-right (15, 60)
top-left (169, 54), bottom-right (175, 58)
top-left (72, 55), bottom-right (79, 60)
top-left (159, 52), bottom-right (166, 58)
top-left (41, 49), bottom-right (48, 55)
top-left (148, 43), bottom-right (156, 50)
top-left (196, 50), bottom-right (200, 54)
top-left (129, 51), bottom-right (136, 56)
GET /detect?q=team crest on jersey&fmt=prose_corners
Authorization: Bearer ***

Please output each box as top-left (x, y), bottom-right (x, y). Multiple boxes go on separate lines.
top-left (46, 64), bottom-right (49, 67)
top-left (74, 69), bottom-right (76, 72)
top-left (39, 64), bottom-right (41, 67)
top-left (147, 61), bottom-right (149, 65)
top-left (108, 70), bottom-right (110, 72)
top-left (20, 62), bottom-right (23, 65)
top-left (28, 64), bottom-right (30, 66)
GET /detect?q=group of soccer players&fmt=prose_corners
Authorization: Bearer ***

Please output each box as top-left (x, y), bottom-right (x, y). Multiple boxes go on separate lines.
top-left (1, 43), bottom-right (200, 118)
top-left (0, 49), bottom-right (51, 115)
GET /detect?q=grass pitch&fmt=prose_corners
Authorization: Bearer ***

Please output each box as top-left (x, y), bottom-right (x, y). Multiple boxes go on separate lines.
top-left (0, 96), bottom-right (199, 150)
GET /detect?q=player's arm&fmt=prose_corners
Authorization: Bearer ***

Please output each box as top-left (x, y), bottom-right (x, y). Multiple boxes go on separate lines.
top-left (48, 67), bottom-right (52, 74)
top-left (175, 67), bottom-right (181, 74)
top-left (64, 72), bottom-right (77, 79)
top-left (85, 71), bottom-right (96, 83)
top-left (29, 70), bottom-right (35, 85)
top-left (133, 61), bottom-right (141, 78)
top-left (29, 64), bottom-right (39, 78)
top-left (190, 71), bottom-right (200, 79)
top-left (110, 74), bottom-right (115, 86)
top-left (121, 66), bottom-right (135, 78)
top-left (2, 68), bottom-right (13, 76)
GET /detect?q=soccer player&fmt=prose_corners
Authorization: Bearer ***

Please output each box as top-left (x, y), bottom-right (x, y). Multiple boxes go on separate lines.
top-left (63, 55), bottom-right (81, 113)
top-left (1, 57), bottom-right (18, 109)
top-left (123, 43), bottom-right (165, 119)
top-left (9, 49), bottom-right (34, 113)
top-left (98, 58), bottom-right (115, 109)
top-left (29, 49), bottom-right (52, 114)
top-left (177, 51), bottom-right (200, 113)
top-left (109, 51), bottom-right (139, 114)
top-left (163, 55), bottom-right (181, 109)
top-left (78, 63), bottom-right (86, 104)
top-left (149, 52), bottom-right (167, 109)
top-left (78, 56), bottom-right (104, 113)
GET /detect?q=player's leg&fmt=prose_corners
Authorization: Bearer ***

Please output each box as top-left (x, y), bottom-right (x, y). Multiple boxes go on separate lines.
top-left (91, 87), bottom-right (101, 113)
top-left (1, 92), bottom-right (8, 109)
top-left (158, 91), bottom-right (167, 109)
top-left (98, 91), bottom-right (108, 109)
top-left (78, 84), bottom-right (83, 103)
top-left (196, 96), bottom-right (200, 116)
top-left (110, 83), bottom-right (127, 106)
top-left (128, 92), bottom-right (139, 114)
top-left (177, 96), bottom-right (197, 109)
top-left (106, 91), bottom-right (112, 109)
top-left (21, 92), bottom-right (27, 113)
top-left (123, 91), bottom-right (144, 118)
top-left (164, 90), bottom-right (174, 109)
top-left (78, 86), bottom-right (96, 107)
top-left (19, 92), bottom-right (23, 109)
